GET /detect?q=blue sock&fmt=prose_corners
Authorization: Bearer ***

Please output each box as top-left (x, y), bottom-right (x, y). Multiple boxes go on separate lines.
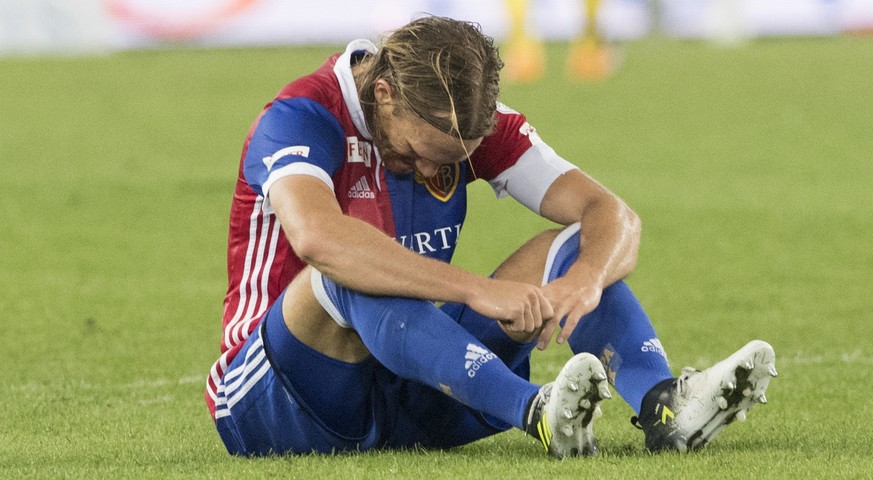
top-left (312, 271), bottom-right (540, 430)
top-left (439, 301), bottom-right (537, 431)
top-left (440, 301), bottom-right (536, 375)
top-left (544, 224), bottom-right (674, 414)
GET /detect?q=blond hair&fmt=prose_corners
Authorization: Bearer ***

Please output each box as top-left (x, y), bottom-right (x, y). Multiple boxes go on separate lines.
top-left (358, 16), bottom-right (503, 140)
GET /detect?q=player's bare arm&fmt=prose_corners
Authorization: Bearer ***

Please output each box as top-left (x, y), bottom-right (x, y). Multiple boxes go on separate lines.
top-left (535, 168), bottom-right (641, 349)
top-left (269, 174), bottom-right (553, 333)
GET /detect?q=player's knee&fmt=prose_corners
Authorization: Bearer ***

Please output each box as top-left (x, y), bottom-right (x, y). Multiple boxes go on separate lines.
top-left (493, 228), bottom-right (563, 285)
top-left (281, 268), bottom-right (369, 362)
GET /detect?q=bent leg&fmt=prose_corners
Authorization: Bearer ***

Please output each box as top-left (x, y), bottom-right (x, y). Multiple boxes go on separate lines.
top-left (488, 223), bottom-right (674, 414)
top-left (214, 269), bottom-right (389, 456)
top-left (567, 281), bottom-right (673, 414)
top-left (310, 268), bottom-right (541, 433)
top-left (213, 292), bottom-right (381, 455)
top-left (541, 223), bottom-right (673, 413)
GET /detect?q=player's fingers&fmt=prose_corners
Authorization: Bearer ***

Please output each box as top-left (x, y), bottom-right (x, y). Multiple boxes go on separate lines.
top-left (524, 298), bottom-right (537, 332)
top-left (508, 301), bottom-right (525, 332)
top-left (536, 302), bottom-right (568, 350)
top-left (556, 306), bottom-right (586, 345)
top-left (537, 313), bottom-right (564, 350)
top-left (510, 304), bottom-right (524, 332)
top-left (532, 291), bottom-right (546, 331)
top-left (537, 290), bottom-right (555, 320)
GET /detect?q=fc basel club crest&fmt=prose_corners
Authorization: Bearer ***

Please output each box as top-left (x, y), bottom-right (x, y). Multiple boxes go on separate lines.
top-left (416, 163), bottom-right (460, 202)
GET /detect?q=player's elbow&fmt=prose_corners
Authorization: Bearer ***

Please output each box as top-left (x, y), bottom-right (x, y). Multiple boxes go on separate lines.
top-left (622, 205), bottom-right (642, 271)
top-left (289, 234), bottom-right (319, 266)
top-left (626, 205), bottom-right (642, 244)
top-left (284, 221), bottom-right (336, 268)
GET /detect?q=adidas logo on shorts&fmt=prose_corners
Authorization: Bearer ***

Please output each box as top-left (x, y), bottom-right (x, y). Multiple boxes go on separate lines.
top-left (465, 343), bottom-right (496, 378)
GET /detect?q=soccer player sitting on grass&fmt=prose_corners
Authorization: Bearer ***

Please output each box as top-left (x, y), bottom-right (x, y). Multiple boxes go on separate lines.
top-left (205, 15), bottom-right (777, 457)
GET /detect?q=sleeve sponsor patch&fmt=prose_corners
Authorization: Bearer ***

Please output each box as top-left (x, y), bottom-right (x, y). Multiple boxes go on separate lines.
top-left (262, 145), bottom-right (311, 170)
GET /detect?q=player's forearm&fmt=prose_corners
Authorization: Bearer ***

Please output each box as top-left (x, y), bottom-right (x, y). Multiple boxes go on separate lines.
top-left (539, 169), bottom-right (641, 289)
top-left (270, 175), bottom-right (486, 305)
top-left (572, 196), bottom-right (640, 289)
top-left (294, 212), bottom-right (485, 305)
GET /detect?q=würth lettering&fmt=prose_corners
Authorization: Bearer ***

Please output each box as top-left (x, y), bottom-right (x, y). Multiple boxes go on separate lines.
top-left (397, 224), bottom-right (462, 254)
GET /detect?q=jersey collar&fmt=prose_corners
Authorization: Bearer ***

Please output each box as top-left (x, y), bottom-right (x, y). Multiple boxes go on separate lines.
top-left (334, 39), bottom-right (377, 140)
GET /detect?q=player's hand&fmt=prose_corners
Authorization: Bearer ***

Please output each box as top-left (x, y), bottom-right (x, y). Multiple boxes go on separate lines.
top-left (468, 278), bottom-right (554, 334)
top-left (536, 274), bottom-right (604, 350)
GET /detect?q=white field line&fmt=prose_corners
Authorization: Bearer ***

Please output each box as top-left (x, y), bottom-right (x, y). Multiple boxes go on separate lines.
top-left (9, 374), bottom-right (204, 394)
top-left (781, 350), bottom-right (873, 365)
top-left (690, 349), bottom-right (873, 369)
top-left (137, 394), bottom-right (175, 406)
top-left (8, 350), bottom-right (873, 394)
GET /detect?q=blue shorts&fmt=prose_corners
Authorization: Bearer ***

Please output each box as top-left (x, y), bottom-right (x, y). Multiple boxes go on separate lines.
top-left (213, 291), bottom-right (532, 456)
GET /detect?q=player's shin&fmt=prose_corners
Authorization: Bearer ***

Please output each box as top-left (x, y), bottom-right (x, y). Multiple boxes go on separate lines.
top-left (543, 223), bottom-right (673, 413)
top-left (565, 281), bottom-right (673, 414)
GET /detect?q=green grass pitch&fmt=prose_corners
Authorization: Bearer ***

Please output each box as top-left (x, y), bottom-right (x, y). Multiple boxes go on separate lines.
top-left (1, 37), bottom-right (872, 478)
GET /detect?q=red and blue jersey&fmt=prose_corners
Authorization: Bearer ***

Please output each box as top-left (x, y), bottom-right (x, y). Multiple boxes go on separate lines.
top-left (207, 40), bottom-right (577, 418)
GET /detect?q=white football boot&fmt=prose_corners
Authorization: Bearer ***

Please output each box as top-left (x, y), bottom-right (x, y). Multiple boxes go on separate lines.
top-left (635, 340), bottom-right (777, 452)
top-left (523, 353), bottom-right (612, 458)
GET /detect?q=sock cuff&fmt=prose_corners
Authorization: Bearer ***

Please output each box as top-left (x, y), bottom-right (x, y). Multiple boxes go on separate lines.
top-left (310, 268), bottom-right (352, 329)
top-left (541, 222), bottom-right (581, 285)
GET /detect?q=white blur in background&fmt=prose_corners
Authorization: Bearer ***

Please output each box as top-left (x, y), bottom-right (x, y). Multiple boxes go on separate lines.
top-left (0, 0), bottom-right (872, 58)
